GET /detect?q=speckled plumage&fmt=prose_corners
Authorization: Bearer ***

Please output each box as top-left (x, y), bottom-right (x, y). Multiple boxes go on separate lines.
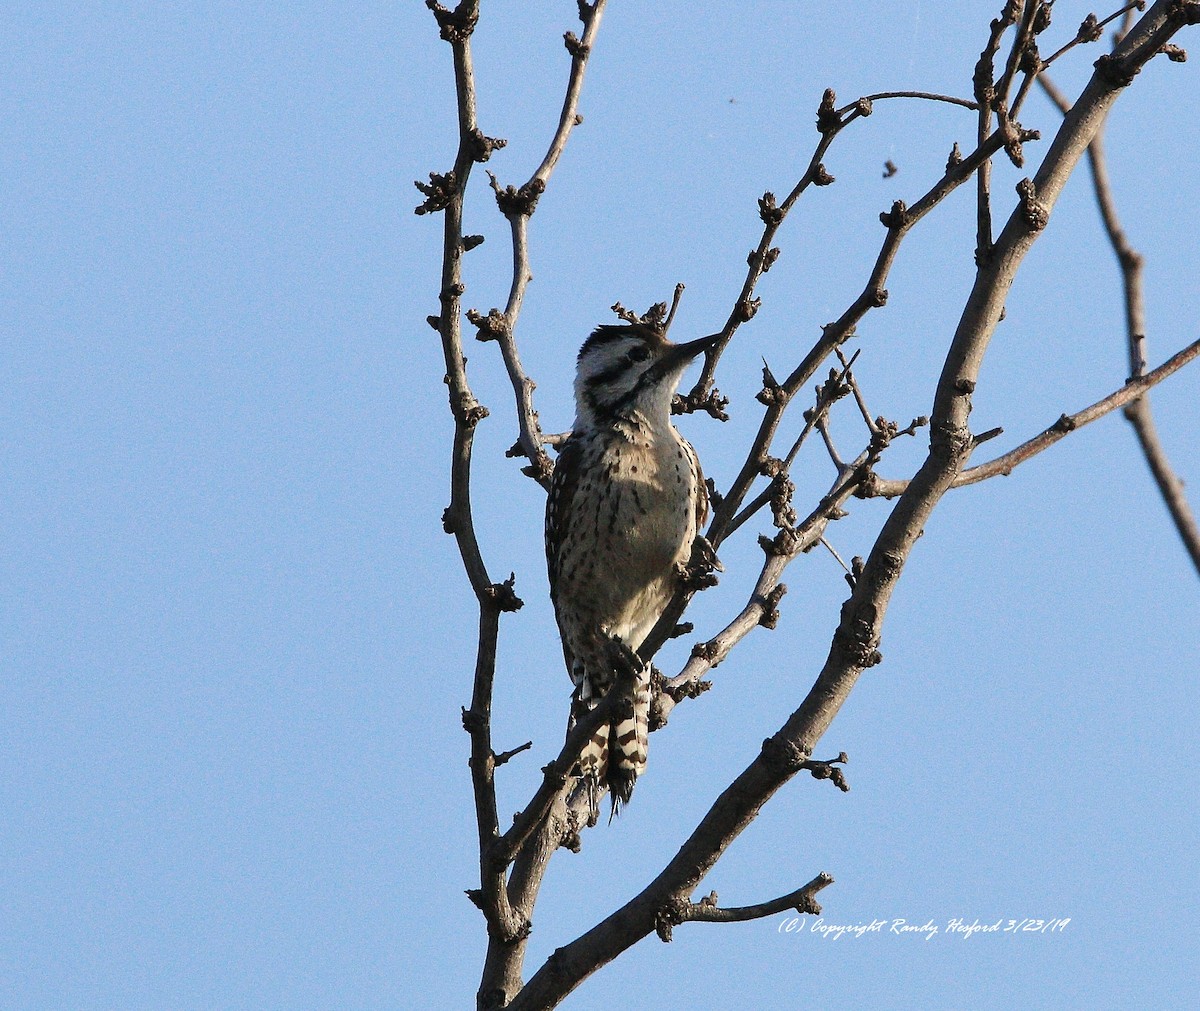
top-left (545, 323), bottom-right (712, 820)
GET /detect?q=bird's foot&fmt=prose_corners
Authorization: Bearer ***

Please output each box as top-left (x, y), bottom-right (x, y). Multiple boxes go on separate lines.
top-left (602, 633), bottom-right (644, 681)
top-left (675, 535), bottom-right (723, 591)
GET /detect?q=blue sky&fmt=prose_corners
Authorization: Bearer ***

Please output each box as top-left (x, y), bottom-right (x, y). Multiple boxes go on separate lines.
top-left (3, 3), bottom-right (1198, 1009)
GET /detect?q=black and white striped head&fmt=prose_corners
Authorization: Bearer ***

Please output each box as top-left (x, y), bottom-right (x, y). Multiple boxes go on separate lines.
top-left (573, 324), bottom-right (715, 430)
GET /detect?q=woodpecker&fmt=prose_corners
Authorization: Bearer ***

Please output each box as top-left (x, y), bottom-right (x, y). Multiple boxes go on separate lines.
top-left (545, 322), bottom-right (717, 821)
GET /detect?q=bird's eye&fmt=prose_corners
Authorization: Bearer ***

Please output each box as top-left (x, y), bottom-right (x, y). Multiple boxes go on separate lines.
top-left (627, 345), bottom-right (650, 363)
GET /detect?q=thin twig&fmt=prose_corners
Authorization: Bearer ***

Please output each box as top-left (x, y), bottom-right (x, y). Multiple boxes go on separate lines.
top-left (723, 351), bottom-right (858, 540)
top-left (1041, 2), bottom-right (1148, 69)
top-left (679, 88), bottom-right (874, 415)
top-left (478, 0), bottom-right (609, 486)
top-left (421, 0), bottom-right (524, 953)
top-left (973, 10), bottom-right (1012, 263)
top-left (835, 347), bottom-right (877, 434)
top-left (656, 873), bottom-right (834, 940)
top-left (820, 536), bottom-right (853, 575)
top-left (705, 121), bottom-right (1023, 551)
top-left (838, 90), bottom-right (978, 113)
top-left (867, 336), bottom-right (1200, 497)
top-left (1039, 70), bottom-right (1200, 574)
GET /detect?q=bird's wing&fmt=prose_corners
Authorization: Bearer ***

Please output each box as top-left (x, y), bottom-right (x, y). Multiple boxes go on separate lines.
top-left (690, 439), bottom-right (709, 531)
top-left (545, 435), bottom-right (584, 686)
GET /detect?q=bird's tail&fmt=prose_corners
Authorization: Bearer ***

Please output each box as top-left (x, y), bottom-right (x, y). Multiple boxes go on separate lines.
top-left (606, 663), bottom-right (650, 818)
top-left (570, 663), bottom-right (651, 823)
top-left (575, 721), bottom-right (609, 826)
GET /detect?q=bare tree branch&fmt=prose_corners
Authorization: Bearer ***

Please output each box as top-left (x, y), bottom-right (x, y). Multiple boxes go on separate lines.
top-left (654, 873), bottom-right (834, 941)
top-left (1039, 73), bottom-right (1200, 574)
top-left (640, 120), bottom-right (1029, 666)
top-left (867, 336), bottom-right (1200, 497)
top-left (420, 2), bottom-right (614, 1005)
top-left (467, 1), bottom-right (609, 488)
top-left (419, 0), bottom-right (533, 968)
top-left (1041, 2), bottom-right (1148, 70)
top-left (676, 87), bottom-right (875, 417)
top-left (840, 90), bottom-right (978, 112)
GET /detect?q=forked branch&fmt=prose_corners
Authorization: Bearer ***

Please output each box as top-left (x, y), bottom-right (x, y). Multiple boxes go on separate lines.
top-left (1039, 73), bottom-right (1200, 574)
top-left (866, 336), bottom-right (1200, 497)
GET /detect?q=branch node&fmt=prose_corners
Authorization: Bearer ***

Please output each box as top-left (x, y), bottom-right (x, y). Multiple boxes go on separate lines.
top-left (1016, 177), bottom-right (1049, 231)
top-left (462, 234), bottom-right (485, 251)
top-left (878, 200), bottom-right (910, 229)
top-left (1053, 412), bottom-right (1078, 433)
top-left (801, 751), bottom-right (851, 792)
top-left (930, 419), bottom-right (972, 463)
top-left (737, 297), bottom-right (762, 323)
top-left (844, 555), bottom-right (865, 589)
top-left (1077, 12), bottom-right (1103, 44)
top-left (816, 87), bottom-right (841, 134)
top-left (757, 583), bottom-right (788, 629)
top-left (484, 572), bottom-right (525, 613)
top-left (1002, 120), bottom-right (1029, 168)
top-left (563, 30), bottom-right (590, 58)
top-left (413, 169), bottom-right (457, 215)
top-left (673, 388), bottom-right (730, 421)
top-left (757, 191), bottom-right (784, 225)
top-left (675, 535), bottom-right (723, 591)
top-left (426, 0), bottom-right (478, 43)
top-left (759, 456), bottom-right (784, 478)
top-left (467, 127), bottom-right (507, 163)
top-left (655, 897), bottom-right (689, 942)
top-left (1093, 52), bottom-right (1137, 88)
top-left (665, 677), bottom-right (712, 703)
top-left (457, 396), bottom-right (489, 430)
top-left (466, 307), bottom-right (510, 343)
top-left (832, 600), bottom-right (883, 669)
top-left (813, 163), bottom-right (835, 186)
top-left (758, 528), bottom-right (799, 558)
top-left (757, 361), bottom-right (788, 406)
top-left (761, 735), bottom-right (810, 773)
top-left (751, 246), bottom-right (783, 272)
top-left (490, 171), bottom-right (546, 217)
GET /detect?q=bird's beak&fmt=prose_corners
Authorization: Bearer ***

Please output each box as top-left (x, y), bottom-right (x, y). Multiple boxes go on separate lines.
top-left (656, 332), bottom-right (721, 374)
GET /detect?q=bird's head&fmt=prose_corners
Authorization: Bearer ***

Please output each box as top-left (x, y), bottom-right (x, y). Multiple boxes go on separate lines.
top-left (573, 323), bottom-right (717, 430)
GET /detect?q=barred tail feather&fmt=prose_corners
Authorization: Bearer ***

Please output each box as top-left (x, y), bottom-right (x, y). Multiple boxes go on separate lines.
top-left (575, 723), bottom-right (609, 827)
top-left (607, 666), bottom-right (650, 819)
